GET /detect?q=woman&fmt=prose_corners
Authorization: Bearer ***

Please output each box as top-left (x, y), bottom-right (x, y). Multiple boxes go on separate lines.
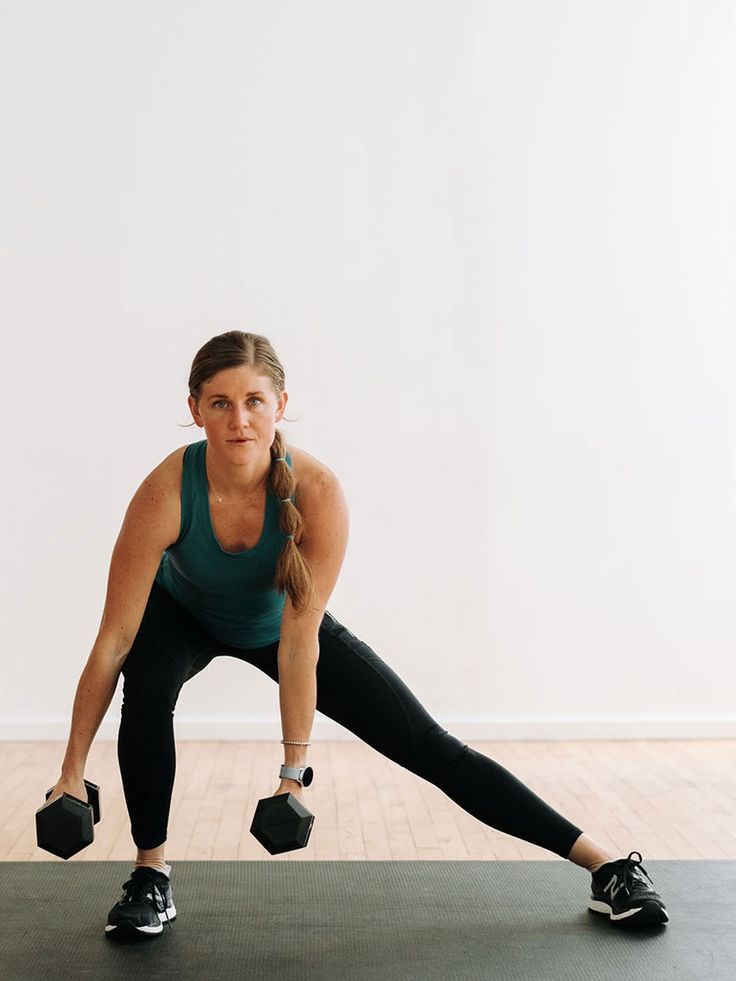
top-left (48, 331), bottom-right (669, 937)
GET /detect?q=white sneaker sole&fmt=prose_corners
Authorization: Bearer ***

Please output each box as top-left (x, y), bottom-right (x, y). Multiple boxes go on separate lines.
top-left (589, 899), bottom-right (642, 920)
top-left (105, 904), bottom-right (177, 934)
top-left (589, 899), bottom-right (668, 923)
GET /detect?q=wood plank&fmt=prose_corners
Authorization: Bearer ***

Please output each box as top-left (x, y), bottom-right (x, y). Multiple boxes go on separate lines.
top-left (1, 738), bottom-right (734, 862)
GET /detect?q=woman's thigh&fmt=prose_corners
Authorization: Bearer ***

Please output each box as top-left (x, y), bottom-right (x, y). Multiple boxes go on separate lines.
top-left (121, 581), bottom-right (222, 698)
top-left (236, 612), bottom-right (451, 772)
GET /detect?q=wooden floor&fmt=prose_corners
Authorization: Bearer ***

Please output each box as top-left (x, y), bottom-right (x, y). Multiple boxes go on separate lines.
top-left (3, 739), bottom-right (735, 862)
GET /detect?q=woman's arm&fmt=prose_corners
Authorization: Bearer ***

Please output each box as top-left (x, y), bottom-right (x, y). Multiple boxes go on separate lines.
top-left (275, 468), bottom-right (349, 788)
top-left (60, 640), bottom-right (128, 778)
top-left (277, 640), bottom-right (320, 769)
top-left (61, 460), bottom-right (179, 777)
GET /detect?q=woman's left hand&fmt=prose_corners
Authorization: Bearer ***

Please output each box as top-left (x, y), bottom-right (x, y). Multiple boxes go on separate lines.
top-left (273, 779), bottom-right (306, 805)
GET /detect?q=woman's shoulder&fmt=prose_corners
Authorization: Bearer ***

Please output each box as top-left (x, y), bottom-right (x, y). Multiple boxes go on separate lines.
top-left (157, 439), bottom-right (330, 495)
top-left (286, 443), bottom-right (337, 486)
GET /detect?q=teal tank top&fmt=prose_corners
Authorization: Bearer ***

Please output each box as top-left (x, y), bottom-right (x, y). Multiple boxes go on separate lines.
top-left (154, 438), bottom-right (295, 647)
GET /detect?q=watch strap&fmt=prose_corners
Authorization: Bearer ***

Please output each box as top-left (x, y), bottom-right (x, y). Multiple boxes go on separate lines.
top-left (280, 764), bottom-right (312, 786)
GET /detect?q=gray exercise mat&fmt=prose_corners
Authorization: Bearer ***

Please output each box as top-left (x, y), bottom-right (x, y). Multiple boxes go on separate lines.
top-left (0, 860), bottom-right (732, 981)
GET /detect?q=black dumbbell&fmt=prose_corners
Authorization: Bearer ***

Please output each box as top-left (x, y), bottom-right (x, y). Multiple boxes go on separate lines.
top-left (249, 792), bottom-right (315, 855)
top-left (35, 780), bottom-right (102, 860)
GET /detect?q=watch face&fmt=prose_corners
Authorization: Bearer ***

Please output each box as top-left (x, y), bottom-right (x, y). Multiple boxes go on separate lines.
top-left (302, 766), bottom-right (314, 787)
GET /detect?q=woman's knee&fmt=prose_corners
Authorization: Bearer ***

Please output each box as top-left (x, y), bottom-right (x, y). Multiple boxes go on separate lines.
top-left (409, 724), bottom-right (470, 779)
top-left (120, 669), bottom-right (182, 716)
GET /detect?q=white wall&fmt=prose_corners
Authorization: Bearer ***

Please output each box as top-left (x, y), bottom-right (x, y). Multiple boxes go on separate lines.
top-left (1, 1), bottom-right (734, 744)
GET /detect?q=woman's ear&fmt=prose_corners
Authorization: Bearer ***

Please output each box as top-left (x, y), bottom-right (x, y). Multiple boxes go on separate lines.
top-left (188, 395), bottom-right (204, 427)
top-left (276, 390), bottom-right (288, 422)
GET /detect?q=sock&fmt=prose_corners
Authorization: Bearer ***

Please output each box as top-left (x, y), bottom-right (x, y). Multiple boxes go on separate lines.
top-left (588, 859), bottom-right (614, 873)
top-left (133, 860), bottom-right (171, 877)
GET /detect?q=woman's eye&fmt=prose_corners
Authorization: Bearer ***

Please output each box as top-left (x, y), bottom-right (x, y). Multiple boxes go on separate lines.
top-left (214, 399), bottom-right (261, 408)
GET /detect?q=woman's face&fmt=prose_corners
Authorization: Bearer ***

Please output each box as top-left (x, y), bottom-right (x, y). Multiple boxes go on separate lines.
top-left (188, 364), bottom-right (288, 452)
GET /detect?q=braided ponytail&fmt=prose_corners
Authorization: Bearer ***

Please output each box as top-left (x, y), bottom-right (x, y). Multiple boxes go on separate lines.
top-left (269, 428), bottom-right (317, 614)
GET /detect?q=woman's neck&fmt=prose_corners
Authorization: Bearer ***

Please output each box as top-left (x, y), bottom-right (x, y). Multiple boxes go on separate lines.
top-left (205, 446), bottom-right (272, 500)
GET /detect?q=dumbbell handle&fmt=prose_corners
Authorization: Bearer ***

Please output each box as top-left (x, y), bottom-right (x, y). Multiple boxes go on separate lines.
top-left (44, 779), bottom-right (102, 824)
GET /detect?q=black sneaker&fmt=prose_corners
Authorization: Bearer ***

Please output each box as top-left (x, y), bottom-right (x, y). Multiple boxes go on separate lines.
top-left (589, 851), bottom-right (669, 925)
top-left (105, 866), bottom-right (177, 937)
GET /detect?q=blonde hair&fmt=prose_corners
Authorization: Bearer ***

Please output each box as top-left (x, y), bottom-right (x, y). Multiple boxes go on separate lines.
top-left (181, 330), bottom-right (316, 614)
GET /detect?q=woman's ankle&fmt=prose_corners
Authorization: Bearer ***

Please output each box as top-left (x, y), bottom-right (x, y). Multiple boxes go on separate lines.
top-left (134, 857), bottom-right (170, 874)
top-left (566, 832), bottom-right (616, 871)
top-left (134, 844), bottom-right (168, 874)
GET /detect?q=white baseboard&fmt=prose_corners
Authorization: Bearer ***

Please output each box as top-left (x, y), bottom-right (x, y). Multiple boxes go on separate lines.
top-left (1, 714), bottom-right (735, 741)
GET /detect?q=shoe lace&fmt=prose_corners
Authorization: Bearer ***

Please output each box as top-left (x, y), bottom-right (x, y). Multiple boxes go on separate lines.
top-left (121, 869), bottom-right (173, 931)
top-left (620, 851), bottom-right (655, 896)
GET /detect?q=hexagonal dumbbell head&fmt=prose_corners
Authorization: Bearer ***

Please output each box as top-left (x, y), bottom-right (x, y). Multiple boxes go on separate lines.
top-left (249, 792), bottom-right (315, 855)
top-left (35, 780), bottom-right (101, 860)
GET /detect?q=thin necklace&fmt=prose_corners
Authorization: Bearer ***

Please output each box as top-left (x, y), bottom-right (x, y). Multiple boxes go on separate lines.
top-left (207, 463), bottom-right (268, 504)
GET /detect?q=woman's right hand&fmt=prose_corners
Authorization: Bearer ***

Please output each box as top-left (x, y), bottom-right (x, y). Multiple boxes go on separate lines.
top-left (46, 774), bottom-right (88, 806)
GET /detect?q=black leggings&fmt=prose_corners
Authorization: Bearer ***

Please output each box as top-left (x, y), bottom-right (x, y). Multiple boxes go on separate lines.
top-left (118, 581), bottom-right (584, 857)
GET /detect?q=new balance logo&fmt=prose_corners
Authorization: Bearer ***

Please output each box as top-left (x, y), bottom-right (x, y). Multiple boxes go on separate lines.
top-left (604, 874), bottom-right (627, 899)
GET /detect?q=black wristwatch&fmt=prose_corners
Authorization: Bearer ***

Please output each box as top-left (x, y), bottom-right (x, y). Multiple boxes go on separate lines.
top-left (279, 764), bottom-right (314, 787)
